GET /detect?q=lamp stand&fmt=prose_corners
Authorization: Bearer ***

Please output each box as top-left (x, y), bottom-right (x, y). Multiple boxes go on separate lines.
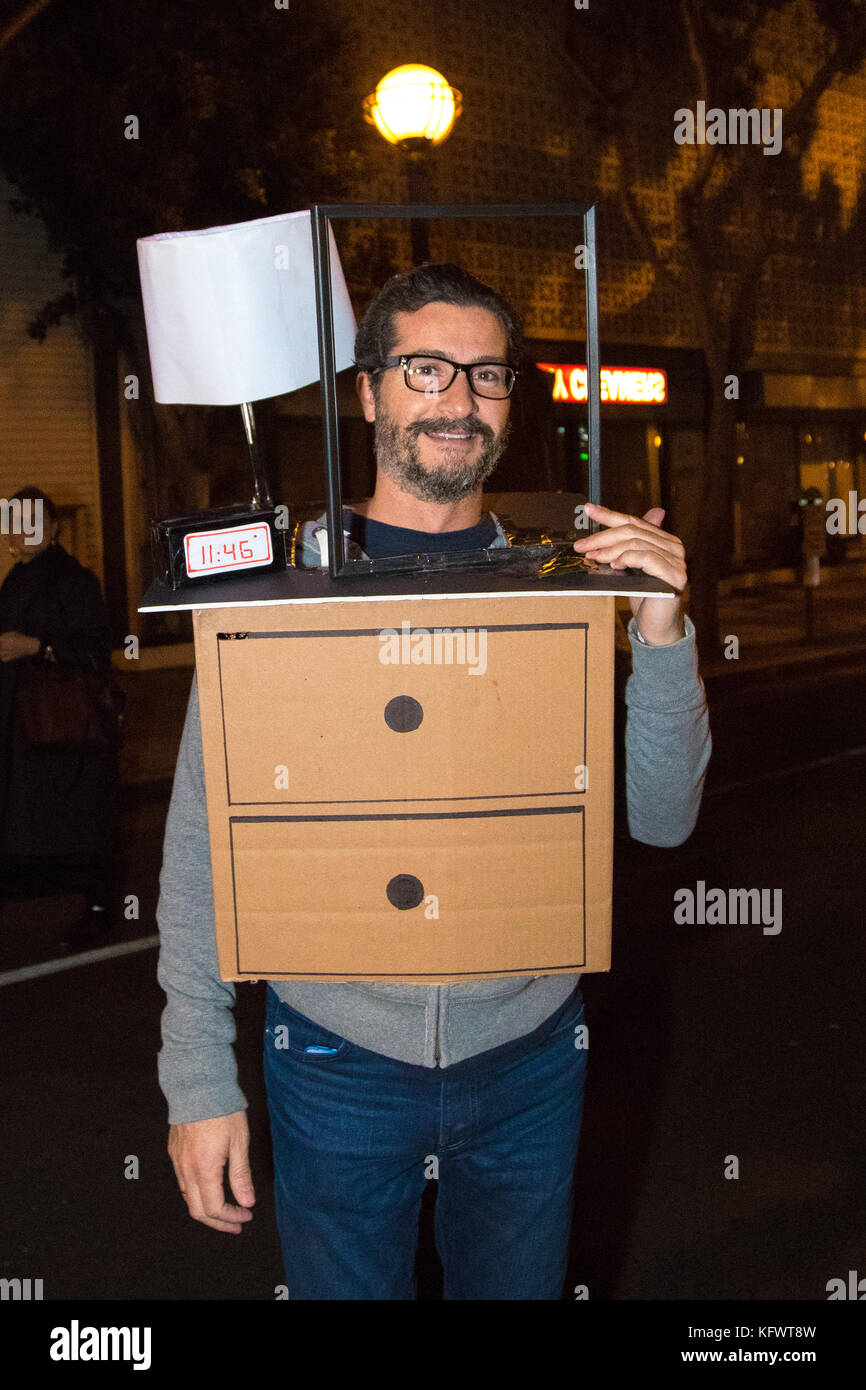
top-left (240, 401), bottom-right (273, 510)
top-left (150, 401), bottom-right (284, 590)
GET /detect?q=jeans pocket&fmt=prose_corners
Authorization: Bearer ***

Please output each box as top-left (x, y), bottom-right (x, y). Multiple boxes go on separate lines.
top-left (549, 986), bottom-right (586, 1039)
top-left (265, 993), bottom-right (350, 1058)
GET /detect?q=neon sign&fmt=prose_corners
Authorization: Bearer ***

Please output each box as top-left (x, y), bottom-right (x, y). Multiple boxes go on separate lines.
top-left (536, 363), bottom-right (668, 405)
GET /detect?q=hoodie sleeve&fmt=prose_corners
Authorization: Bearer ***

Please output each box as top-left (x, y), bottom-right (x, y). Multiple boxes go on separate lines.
top-left (622, 614), bottom-right (712, 846)
top-left (155, 675), bottom-right (246, 1124)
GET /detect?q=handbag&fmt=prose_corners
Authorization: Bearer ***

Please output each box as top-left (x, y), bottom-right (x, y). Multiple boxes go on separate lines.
top-left (19, 656), bottom-right (126, 751)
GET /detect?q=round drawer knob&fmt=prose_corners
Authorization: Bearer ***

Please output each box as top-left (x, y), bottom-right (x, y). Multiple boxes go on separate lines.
top-left (386, 874), bottom-right (425, 910)
top-left (384, 695), bottom-right (423, 732)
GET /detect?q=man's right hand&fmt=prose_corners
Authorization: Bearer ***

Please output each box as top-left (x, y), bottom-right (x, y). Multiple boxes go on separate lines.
top-left (168, 1110), bottom-right (256, 1234)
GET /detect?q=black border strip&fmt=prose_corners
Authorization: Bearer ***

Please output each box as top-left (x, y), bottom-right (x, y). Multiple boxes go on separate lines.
top-left (227, 792), bottom-right (581, 806)
top-left (233, 805), bottom-right (582, 823)
top-left (226, 622), bottom-right (590, 638)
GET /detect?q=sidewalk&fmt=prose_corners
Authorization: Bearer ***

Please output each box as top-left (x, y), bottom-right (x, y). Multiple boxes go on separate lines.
top-left (701, 564), bottom-right (866, 678)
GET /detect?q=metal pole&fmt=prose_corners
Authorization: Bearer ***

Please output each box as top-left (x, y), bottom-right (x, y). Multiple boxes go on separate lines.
top-left (311, 206), bottom-right (345, 577)
top-left (240, 401), bottom-right (272, 510)
top-left (804, 584), bottom-right (814, 641)
top-left (583, 205), bottom-right (601, 532)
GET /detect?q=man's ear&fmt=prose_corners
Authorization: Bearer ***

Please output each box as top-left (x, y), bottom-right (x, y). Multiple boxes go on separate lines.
top-left (356, 371), bottom-right (377, 423)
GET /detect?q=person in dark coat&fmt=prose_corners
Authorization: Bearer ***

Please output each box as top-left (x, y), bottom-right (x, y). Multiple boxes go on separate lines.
top-left (0, 487), bottom-right (117, 949)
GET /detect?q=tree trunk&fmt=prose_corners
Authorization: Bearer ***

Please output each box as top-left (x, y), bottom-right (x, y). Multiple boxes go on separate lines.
top-left (687, 386), bottom-right (737, 658)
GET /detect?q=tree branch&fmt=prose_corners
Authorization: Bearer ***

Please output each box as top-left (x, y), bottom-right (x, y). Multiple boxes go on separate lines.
top-left (678, 0), bottom-right (722, 199)
top-left (0, 0), bottom-right (52, 55)
top-left (561, 28), bottom-right (687, 297)
top-left (563, 34), bottom-right (623, 120)
top-left (613, 132), bottom-right (686, 298)
top-left (680, 0), bottom-right (710, 106)
top-left (782, 6), bottom-right (866, 143)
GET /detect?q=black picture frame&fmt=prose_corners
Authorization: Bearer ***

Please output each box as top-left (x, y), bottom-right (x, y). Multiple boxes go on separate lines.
top-left (310, 202), bottom-right (601, 580)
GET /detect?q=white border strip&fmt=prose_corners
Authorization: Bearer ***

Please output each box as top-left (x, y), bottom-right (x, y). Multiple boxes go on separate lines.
top-left (140, 584), bottom-right (675, 613)
top-left (0, 935), bottom-right (160, 987)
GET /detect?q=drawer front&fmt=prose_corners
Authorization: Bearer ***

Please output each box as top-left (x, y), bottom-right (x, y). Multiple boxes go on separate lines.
top-left (217, 622), bottom-right (588, 804)
top-left (227, 805), bottom-right (588, 979)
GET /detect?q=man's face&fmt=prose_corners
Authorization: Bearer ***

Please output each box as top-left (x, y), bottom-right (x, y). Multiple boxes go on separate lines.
top-left (357, 302), bottom-right (513, 505)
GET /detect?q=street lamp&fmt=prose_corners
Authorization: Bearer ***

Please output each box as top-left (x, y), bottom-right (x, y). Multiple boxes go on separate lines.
top-left (363, 64), bottom-right (462, 263)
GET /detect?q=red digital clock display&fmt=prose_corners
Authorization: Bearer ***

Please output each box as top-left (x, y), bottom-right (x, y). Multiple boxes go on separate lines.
top-left (184, 522), bottom-right (274, 578)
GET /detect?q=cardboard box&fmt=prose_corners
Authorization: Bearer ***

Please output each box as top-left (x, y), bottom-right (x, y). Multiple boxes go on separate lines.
top-left (186, 584), bottom-right (615, 983)
top-left (142, 558), bottom-right (677, 984)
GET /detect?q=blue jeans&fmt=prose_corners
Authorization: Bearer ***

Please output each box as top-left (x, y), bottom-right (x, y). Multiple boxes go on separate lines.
top-left (263, 983), bottom-right (588, 1300)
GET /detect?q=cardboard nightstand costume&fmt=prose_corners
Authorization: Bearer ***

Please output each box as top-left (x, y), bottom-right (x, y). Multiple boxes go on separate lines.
top-left (138, 203), bottom-right (677, 985)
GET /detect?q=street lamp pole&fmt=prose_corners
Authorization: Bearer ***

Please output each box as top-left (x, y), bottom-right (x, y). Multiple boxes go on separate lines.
top-left (405, 147), bottom-right (431, 263)
top-left (363, 64), bottom-right (462, 266)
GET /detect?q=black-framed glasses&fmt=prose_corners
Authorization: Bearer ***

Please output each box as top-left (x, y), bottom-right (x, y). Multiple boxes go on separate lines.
top-left (374, 354), bottom-right (519, 399)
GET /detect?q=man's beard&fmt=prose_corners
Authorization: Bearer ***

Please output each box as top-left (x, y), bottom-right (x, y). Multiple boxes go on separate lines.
top-left (373, 406), bottom-right (511, 504)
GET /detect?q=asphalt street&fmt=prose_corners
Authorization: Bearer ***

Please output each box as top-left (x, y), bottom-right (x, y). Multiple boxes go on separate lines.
top-left (1, 655), bottom-right (864, 1300)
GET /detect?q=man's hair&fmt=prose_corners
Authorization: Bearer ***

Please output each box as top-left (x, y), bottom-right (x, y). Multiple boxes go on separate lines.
top-left (11, 485), bottom-right (57, 521)
top-left (354, 264), bottom-right (523, 379)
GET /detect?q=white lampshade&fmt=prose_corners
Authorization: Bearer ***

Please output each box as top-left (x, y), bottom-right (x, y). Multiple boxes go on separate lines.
top-left (137, 210), bottom-right (357, 406)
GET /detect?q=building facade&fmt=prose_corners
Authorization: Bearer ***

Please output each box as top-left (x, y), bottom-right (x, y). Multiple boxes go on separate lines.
top-left (282, 0), bottom-right (866, 570)
top-left (0, 174), bottom-right (104, 591)
top-left (4, 0), bottom-right (866, 644)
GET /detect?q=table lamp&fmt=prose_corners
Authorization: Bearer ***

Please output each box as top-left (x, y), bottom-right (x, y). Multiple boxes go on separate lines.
top-left (137, 208), bottom-right (357, 588)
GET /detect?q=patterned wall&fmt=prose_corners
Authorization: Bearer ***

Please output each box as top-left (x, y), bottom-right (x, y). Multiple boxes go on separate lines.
top-left (333, 0), bottom-right (866, 364)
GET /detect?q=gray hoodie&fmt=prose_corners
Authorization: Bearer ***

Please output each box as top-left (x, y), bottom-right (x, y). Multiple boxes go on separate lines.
top-left (156, 513), bottom-right (712, 1123)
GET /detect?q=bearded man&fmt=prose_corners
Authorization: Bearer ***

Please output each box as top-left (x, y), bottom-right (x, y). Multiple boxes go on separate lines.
top-left (159, 263), bottom-right (711, 1300)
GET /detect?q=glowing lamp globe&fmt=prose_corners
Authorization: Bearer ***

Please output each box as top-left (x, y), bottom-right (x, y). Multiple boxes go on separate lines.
top-left (363, 64), bottom-right (462, 148)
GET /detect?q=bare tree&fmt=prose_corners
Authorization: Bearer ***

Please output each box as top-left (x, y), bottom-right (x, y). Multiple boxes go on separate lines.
top-left (565, 0), bottom-right (866, 651)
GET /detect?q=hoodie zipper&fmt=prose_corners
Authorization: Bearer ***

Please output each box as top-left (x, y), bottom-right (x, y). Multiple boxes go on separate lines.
top-left (433, 987), bottom-right (441, 1062)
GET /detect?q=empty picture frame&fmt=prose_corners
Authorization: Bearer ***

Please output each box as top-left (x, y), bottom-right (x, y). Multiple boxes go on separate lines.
top-left (309, 201), bottom-right (601, 579)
